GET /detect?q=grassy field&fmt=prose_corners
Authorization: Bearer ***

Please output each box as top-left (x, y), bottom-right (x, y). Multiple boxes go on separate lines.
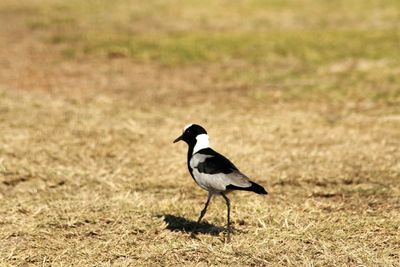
top-left (0, 0), bottom-right (399, 265)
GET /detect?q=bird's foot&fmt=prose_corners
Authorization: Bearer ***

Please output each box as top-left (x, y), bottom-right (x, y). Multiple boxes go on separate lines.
top-left (224, 227), bottom-right (233, 243)
top-left (224, 232), bottom-right (231, 243)
top-left (190, 232), bottom-right (200, 240)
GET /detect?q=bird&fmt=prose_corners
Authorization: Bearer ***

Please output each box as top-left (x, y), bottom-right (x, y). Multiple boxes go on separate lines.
top-left (173, 123), bottom-right (268, 241)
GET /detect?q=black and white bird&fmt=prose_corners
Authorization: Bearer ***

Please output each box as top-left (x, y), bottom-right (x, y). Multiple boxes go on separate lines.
top-left (173, 124), bottom-right (268, 240)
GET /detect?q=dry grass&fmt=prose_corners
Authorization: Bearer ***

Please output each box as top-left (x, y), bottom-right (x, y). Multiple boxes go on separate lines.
top-left (0, 0), bottom-right (399, 266)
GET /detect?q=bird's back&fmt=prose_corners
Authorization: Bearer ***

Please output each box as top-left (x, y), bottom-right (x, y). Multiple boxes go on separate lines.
top-left (189, 148), bottom-right (252, 193)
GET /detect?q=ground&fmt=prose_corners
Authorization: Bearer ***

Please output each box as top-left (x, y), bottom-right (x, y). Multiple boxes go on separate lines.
top-left (0, 0), bottom-right (399, 266)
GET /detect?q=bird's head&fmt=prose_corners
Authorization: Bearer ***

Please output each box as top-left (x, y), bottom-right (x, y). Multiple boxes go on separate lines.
top-left (173, 124), bottom-right (208, 147)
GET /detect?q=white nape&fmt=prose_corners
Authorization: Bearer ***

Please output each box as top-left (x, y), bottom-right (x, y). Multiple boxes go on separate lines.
top-left (183, 123), bottom-right (193, 132)
top-left (193, 134), bottom-right (210, 154)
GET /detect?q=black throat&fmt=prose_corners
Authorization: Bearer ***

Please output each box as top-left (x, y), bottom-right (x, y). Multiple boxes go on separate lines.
top-left (186, 139), bottom-right (197, 178)
top-left (186, 138), bottom-right (196, 162)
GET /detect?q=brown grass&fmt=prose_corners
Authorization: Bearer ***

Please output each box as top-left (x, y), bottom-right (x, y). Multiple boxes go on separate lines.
top-left (0, 0), bottom-right (399, 266)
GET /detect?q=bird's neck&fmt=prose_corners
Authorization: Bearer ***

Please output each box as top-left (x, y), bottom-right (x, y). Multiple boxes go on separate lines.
top-left (192, 134), bottom-right (210, 155)
top-left (187, 134), bottom-right (210, 172)
top-left (187, 134), bottom-right (210, 162)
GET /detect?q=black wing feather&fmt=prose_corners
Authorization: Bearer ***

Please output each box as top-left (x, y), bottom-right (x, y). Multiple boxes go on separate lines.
top-left (196, 148), bottom-right (238, 174)
top-left (195, 148), bottom-right (268, 194)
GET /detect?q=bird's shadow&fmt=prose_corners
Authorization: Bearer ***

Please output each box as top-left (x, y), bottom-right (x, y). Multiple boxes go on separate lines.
top-left (157, 214), bottom-right (225, 236)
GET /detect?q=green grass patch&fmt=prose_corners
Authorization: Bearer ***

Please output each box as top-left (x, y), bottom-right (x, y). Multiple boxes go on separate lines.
top-left (3, 0), bottom-right (399, 104)
top-left (78, 30), bottom-right (400, 66)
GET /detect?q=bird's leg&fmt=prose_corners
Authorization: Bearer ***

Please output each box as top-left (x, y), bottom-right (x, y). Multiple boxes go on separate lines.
top-left (221, 193), bottom-right (232, 242)
top-left (197, 192), bottom-right (212, 224)
top-left (191, 192), bottom-right (212, 237)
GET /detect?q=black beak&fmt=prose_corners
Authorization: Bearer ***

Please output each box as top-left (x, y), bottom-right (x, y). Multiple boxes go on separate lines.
top-left (173, 135), bottom-right (183, 143)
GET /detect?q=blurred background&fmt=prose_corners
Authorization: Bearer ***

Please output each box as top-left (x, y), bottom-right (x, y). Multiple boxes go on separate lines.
top-left (1, 0), bottom-right (399, 102)
top-left (0, 0), bottom-right (399, 265)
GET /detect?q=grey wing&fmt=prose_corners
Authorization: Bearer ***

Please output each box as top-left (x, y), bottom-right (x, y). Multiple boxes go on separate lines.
top-left (190, 153), bottom-right (251, 192)
top-left (219, 170), bottom-right (252, 188)
top-left (192, 170), bottom-right (251, 192)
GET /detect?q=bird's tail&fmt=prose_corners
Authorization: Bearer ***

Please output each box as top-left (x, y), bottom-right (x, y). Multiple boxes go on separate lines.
top-left (226, 181), bottom-right (268, 194)
top-left (249, 181), bottom-right (268, 195)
